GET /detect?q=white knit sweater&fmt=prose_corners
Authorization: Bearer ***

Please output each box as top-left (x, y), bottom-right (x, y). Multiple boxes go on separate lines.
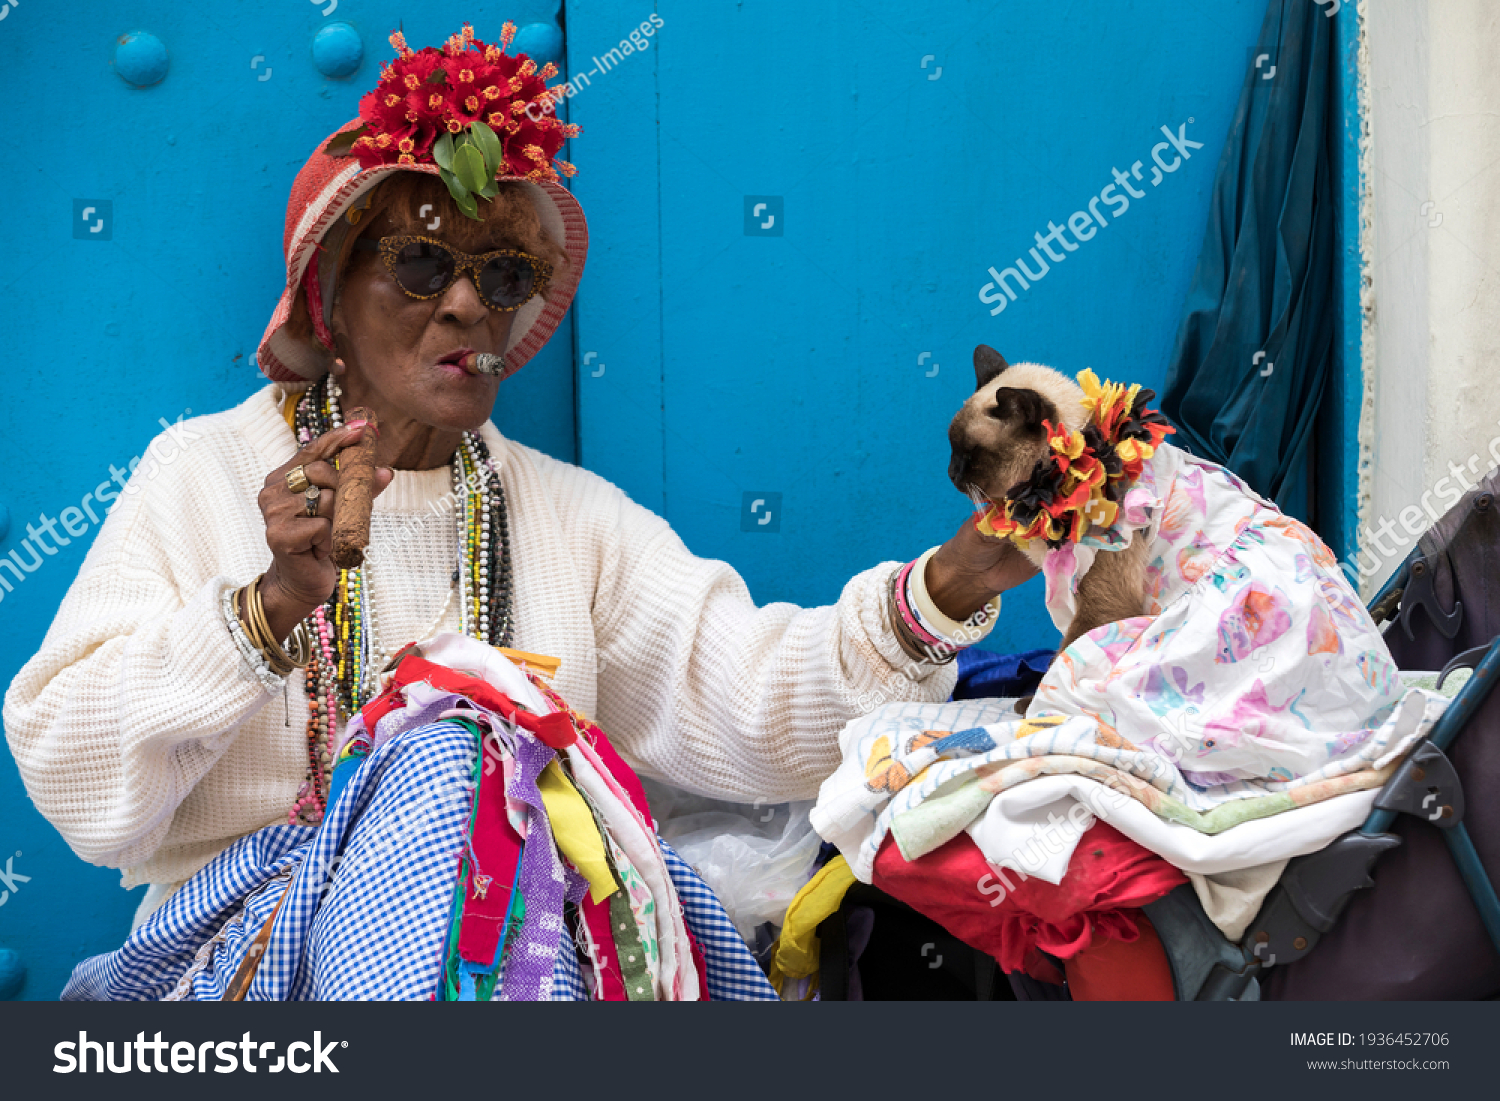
top-left (5, 384), bottom-right (974, 889)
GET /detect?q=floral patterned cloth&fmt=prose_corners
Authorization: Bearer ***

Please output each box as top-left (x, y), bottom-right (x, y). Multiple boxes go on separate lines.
top-left (603, 827), bottom-right (662, 990)
top-left (813, 447), bottom-right (1447, 880)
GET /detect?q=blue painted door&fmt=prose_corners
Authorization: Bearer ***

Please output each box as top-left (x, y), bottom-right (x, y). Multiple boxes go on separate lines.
top-left (568, 0), bottom-right (1268, 650)
top-left (0, 1), bottom-right (570, 1000)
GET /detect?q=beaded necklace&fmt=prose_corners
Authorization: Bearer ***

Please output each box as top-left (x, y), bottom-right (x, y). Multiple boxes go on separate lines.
top-left (287, 372), bottom-right (515, 825)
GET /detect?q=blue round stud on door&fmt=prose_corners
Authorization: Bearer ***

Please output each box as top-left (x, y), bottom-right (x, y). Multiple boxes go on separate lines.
top-left (512, 21), bottom-right (563, 67)
top-left (0, 949), bottom-right (24, 1001)
top-left (114, 31), bottom-right (170, 87)
top-left (312, 22), bottom-right (363, 79)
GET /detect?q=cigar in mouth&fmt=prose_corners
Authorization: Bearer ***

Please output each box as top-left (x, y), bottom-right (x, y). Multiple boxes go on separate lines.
top-left (459, 352), bottom-right (506, 377)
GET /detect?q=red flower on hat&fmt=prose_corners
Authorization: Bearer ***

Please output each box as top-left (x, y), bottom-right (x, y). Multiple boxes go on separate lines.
top-left (505, 116), bottom-right (566, 177)
top-left (343, 22), bottom-right (577, 185)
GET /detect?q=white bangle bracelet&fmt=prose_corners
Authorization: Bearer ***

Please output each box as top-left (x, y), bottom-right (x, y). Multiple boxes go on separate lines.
top-left (908, 546), bottom-right (1001, 648)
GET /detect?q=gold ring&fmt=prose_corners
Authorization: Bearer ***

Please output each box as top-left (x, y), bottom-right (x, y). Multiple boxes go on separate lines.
top-left (304, 486), bottom-right (322, 518)
top-left (285, 465), bottom-right (312, 495)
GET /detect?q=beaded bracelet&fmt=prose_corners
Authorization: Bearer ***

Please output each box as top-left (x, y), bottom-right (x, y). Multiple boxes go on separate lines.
top-left (232, 575), bottom-right (312, 676)
top-left (221, 586), bottom-right (287, 691)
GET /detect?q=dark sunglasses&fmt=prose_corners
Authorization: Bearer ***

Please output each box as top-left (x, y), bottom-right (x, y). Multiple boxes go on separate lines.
top-left (354, 234), bottom-right (552, 312)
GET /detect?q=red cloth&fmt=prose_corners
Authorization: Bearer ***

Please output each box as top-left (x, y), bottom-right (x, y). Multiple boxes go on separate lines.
top-left (1063, 914), bottom-right (1175, 1001)
top-left (456, 741), bottom-right (522, 967)
top-left (578, 888), bottom-right (628, 1002)
top-left (381, 656), bottom-right (578, 747)
top-left (871, 821), bottom-right (1186, 983)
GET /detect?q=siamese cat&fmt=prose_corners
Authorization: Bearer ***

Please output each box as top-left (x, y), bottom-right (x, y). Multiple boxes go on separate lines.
top-left (947, 344), bottom-right (1152, 657)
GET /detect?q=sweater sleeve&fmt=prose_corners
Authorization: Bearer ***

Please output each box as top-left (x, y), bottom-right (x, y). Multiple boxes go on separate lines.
top-left (555, 465), bottom-right (960, 804)
top-left (3, 439), bottom-right (278, 869)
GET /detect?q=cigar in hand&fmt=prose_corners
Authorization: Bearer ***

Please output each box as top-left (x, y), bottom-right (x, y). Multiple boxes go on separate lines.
top-left (331, 408), bottom-right (379, 570)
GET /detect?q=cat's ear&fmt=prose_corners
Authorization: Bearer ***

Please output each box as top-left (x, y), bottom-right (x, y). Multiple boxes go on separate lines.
top-left (990, 387), bottom-right (1051, 433)
top-left (973, 344), bottom-right (1010, 389)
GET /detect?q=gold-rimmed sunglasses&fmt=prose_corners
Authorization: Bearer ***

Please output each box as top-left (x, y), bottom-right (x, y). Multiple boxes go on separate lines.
top-left (354, 234), bottom-right (553, 312)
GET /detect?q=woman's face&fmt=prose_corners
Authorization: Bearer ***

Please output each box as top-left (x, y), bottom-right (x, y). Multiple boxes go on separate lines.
top-left (329, 209), bottom-right (519, 436)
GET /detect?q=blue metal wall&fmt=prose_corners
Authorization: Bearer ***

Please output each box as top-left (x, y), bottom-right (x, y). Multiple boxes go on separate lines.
top-left (1, 0), bottom-right (1346, 998)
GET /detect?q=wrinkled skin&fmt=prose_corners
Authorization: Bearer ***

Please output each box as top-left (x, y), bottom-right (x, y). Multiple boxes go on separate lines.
top-left (255, 206), bottom-right (523, 638)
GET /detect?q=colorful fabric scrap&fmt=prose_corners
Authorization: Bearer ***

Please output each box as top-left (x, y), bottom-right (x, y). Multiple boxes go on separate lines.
top-left (977, 369), bottom-right (1174, 550)
top-left (766, 855), bottom-right (858, 999)
top-left (62, 639), bottom-right (775, 1002)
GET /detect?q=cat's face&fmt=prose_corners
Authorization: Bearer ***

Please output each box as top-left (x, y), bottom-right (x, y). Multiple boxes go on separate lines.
top-left (947, 345), bottom-right (1090, 505)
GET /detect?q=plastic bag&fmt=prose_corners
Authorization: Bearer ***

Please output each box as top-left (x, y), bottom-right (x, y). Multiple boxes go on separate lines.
top-left (643, 778), bottom-right (822, 942)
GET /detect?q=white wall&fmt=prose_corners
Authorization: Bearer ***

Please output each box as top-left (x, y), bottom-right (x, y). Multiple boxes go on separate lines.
top-left (1362, 0), bottom-right (1500, 593)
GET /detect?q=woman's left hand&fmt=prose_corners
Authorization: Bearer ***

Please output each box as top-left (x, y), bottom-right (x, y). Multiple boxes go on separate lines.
top-left (923, 515), bottom-right (1039, 622)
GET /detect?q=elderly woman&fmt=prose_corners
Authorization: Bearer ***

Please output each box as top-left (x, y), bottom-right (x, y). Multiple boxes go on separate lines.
top-left (4, 25), bottom-right (1032, 1001)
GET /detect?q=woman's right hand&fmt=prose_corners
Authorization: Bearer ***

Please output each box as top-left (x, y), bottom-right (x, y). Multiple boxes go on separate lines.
top-left (255, 423), bottom-right (393, 641)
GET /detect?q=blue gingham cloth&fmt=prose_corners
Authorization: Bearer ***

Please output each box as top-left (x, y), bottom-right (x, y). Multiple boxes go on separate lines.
top-left (63, 721), bottom-right (775, 1001)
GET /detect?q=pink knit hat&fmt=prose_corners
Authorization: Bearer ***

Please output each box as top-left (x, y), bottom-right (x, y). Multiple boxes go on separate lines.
top-left (255, 24), bottom-right (588, 386)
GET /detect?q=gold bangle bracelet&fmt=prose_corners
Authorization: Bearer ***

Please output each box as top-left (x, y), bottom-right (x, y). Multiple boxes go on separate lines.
top-left (242, 575), bottom-right (305, 675)
top-left (232, 582), bottom-right (288, 676)
top-left (251, 579), bottom-right (297, 675)
top-left (285, 620), bottom-right (313, 669)
top-left (256, 578), bottom-right (312, 671)
top-left (248, 586), bottom-right (293, 676)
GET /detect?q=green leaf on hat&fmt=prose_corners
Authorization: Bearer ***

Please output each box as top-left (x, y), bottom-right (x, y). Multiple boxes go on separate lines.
top-left (469, 121), bottom-right (504, 176)
top-left (478, 181), bottom-right (499, 200)
top-left (323, 124), bottom-right (368, 158)
top-left (432, 132), bottom-right (456, 173)
top-left (453, 190), bottom-right (480, 221)
top-left (425, 67), bottom-right (447, 84)
top-left (438, 167), bottom-right (468, 203)
top-left (453, 143), bottom-right (489, 194)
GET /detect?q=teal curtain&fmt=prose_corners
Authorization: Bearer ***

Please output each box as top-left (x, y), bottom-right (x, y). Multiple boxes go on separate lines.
top-left (1161, 0), bottom-right (1336, 521)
